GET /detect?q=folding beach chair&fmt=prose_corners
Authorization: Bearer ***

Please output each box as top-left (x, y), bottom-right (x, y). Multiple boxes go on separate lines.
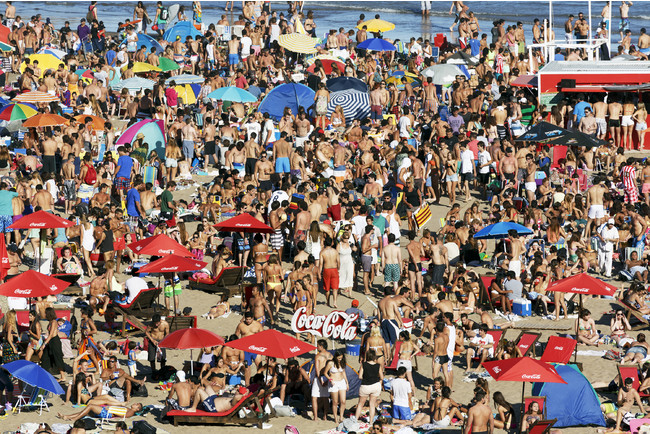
top-left (15, 386), bottom-right (49, 415)
top-left (540, 336), bottom-right (576, 364)
top-left (618, 365), bottom-right (650, 398)
top-left (100, 405), bottom-right (128, 428)
top-left (524, 396), bottom-right (547, 419)
top-left (528, 419), bottom-right (558, 434)
top-left (515, 331), bottom-right (541, 357)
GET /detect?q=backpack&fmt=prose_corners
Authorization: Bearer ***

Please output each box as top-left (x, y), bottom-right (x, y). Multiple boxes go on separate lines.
top-left (160, 7), bottom-right (169, 21)
top-left (84, 163), bottom-right (97, 185)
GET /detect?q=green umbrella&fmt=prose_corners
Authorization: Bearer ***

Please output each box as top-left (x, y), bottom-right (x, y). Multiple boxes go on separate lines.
top-left (158, 57), bottom-right (180, 72)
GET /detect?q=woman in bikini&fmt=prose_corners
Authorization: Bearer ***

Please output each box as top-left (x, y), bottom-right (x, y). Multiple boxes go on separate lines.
top-left (395, 331), bottom-right (418, 392)
top-left (365, 325), bottom-right (389, 367)
top-left (324, 351), bottom-right (349, 424)
top-left (493, 391), bottom-right (515, 430)
top-left (72, 372), bottom-right (123, 406)
top-left (576, 309), bottom-right (601, 346)
top-left (252, 234), bottom-right (267, 285)
top-left (610, 309), bottom-right (632, 347)
top-left (202, 356), bottom-right (227, 393)
top-left (24, 309), bottom-right (42, 362)
top-left (263, 254), bottom-right (283, 315)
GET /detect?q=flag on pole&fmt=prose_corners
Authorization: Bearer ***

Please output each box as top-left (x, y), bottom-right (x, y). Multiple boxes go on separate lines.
top-left (413, 205), bottom-right (432, 229)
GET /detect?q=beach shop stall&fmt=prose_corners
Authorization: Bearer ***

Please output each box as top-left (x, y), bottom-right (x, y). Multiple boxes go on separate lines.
top-left (535, 60), bottom-right (650, 148)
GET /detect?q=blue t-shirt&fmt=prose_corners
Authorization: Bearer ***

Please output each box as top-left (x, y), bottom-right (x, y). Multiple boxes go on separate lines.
top-left (115, 155), bottom-right (133, 179)
top-left (554, 53), bottom-right (565, 61)
top-left (106, 49), bottom-right (117, 67)
top-left (468, 39), bottom-right (481, 57)
top-left (126, 188), bottom-right (141, 217)
top-left (0, 190), bottom-right (17, 216)
top-left (573, 101), bottom-right (592, 124)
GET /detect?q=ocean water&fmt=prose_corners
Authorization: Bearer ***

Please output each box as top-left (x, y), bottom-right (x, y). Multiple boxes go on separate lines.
top-left (19, 1), bottom-right (650, 44)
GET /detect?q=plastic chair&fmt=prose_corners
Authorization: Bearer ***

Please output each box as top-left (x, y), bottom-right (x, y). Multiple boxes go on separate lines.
top-left (100, 405), bottom-right (128, 427)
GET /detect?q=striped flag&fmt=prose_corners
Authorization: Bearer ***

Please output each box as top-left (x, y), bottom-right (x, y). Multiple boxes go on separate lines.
top-left (289, 194), bottom-right (304, 210)
top-left (413, 205), bottom-right (432, 229)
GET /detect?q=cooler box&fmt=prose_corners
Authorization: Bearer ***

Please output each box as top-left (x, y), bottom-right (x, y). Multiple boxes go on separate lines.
top-left (512, 299), bottom-right (532, 317)
top-left (401, 318), bottom-right (413, 333)
top-left (346, 339), bottom-right (361, 357)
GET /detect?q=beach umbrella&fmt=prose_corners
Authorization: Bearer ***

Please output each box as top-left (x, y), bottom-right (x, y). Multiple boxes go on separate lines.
top-left (446, 50), bottom-right (479, 66)
top-left (0, 104), bottom-right (37, 121)
top-left (9, 210), bottom-right (74, 230)
top-left (278, 33), bottom-right (318, 54)
top-left (307, 58), bottom-right (345, 74)
top-left (159, 328), bottom-right (225, 375)
top-left (326, 76), bottom-right (368, 92)
top-left (0, 96), bottom-right (10, 106)
top-left (542, 131), bottom-right (606, 148)
top-left (119, 33), bottom-right (164, 54)
top-left (2, 360), bottom-right (65, 395)
top-left (214, 213), bottom-right (274, 234)
top-left (165, 74), bottom-right (205, 85)
top-left (129, 62), bottom-right (162, 74)
top-left (421, 64), bottom-right (466, 85)
top-left (74, 114), bottom-right (105, 131)
top-left (515, 121), bottom-right (570, 142)
top-left (128, 234), bottom-right (193, 257)
top-left (357, 38), bottom-right (396, 52)
top-left (158, 57), bottom-right (181, 72)
top-left (38, 47), bottom-right (66, 59)
top-left (163, 21), bottom-right (201, 42)
top-left (511, 74), bottom-right (539, 88)
top-left (226, 329), bottom-right (316, 359)
top-left (75, 68), bottom-right (94, 81)
top-left (116, 119), bottom-right (166, 157)
top-left (0, 23), bottom-right (10, 43)
top-left (13, 91), bottom-right (59, 103)
top-left (20, 54), bottom-right (63, 77)
top-left (0, 235), bottom-right (9, 281)
top-left (356, 18), bottom-right (395, 33)
top-left (206, 86), bottom-right (257, 103)
top-left (22, 113), bottom-right (67, 128)
top-left (473, 222), bottom-right (533, 239)
top-left (0, 270), bottom-right (70, 298)
top-left (258, 83), bottom-right (315, 121)
top-left (0, 41), bottom-right (12, 52)
top-left (306, 54), bottom-right (350, 66)
top-left (174, 83), bottom-right (201, 105)
top-left (386, 71), bottom-right (421, 89)
top-left (112, 77), bottom-right (155, 92)
top-left (326, 89), bottom-right (371, 123)
top-left (138, 254), bottom-right (207, 274)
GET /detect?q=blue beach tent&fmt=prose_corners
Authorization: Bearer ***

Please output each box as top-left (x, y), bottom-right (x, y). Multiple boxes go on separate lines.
top-left (532, 364), bottom-right (605, 428)
top-left (120, 33), bottom-right (164, 54)
top-left (258, 83), bottom-right (315, 121)
top-left (164, 21), bottom-right (201, 42)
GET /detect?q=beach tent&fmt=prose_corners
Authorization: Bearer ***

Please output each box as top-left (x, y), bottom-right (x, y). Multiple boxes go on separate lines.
top-left (326, 89), bottom-right (371, 123)
top-left (116, 119), bottom-right (166, 158)
top-left (163, 21), bottom-right (201, 42)
top-left (301, 357), bottom-right (361, 399)
top-left (258, 83), bottom-right (315, 121)
top-left (119, 33), bottom-right (164, 55)
top-left (532, 364), bottom-right (605, 428)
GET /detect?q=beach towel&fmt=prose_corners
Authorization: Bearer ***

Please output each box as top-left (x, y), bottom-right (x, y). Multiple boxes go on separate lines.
top-left (143, 165), bottom-right (158, 187)
top-left (412, 205), bottom-right (432, 229)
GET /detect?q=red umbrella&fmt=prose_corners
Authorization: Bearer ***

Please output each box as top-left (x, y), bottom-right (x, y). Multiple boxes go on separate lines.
top-left (0, 236), bottom-right (9, 281)
top-left (9, 210), bottom-right (74, 229)
top-left (214, 213), bottom-right (274, 234)
top-left (482, 357), bottom-right (567, 384)
top-left (546, 272), bottom-right (617, 297)
top-left (226, 329), bottom-right (316, 359)
top-left (138, 254), bottom-right (207, 274)
top-left (128, 234), bottom-right (193, 257)
top-left (0, 270), bottom-right (70, 297)
top-left (306, 59), bottom-right (345, 74)
top-left (159, 328), bottom-right (225, 349)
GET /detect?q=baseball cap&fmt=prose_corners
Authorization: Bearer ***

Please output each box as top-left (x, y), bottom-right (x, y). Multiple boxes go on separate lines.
top-left (351, 299), bottom-right (359, 308)
top-left (176, 370), bottom-right (186, 382)
top-left (608, 218), bottom-right (615, 225)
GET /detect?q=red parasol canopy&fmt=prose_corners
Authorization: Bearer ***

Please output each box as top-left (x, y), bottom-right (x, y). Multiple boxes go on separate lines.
top-left (214, 213), bottom-right (274, 234)
top-left (540, 336), bottom-right (577, 364)
top-left (0, 236), bottom-right (9, 281)
top-left (137, 254), bottom-right (207, 274)
top-left (9, 211), bottom-right (74, 230)
top-left (127, 234), bottom-right (193, 257)
top-left (158, 328), bottom-right (225, 350)
top-left (0, 270), bottom-right (70, 298)
top-left (546, 272), bottom-right (617, 297)
top-left (226, 329), bottom-right (316, 359)
top-left (0, 24), bottom-right (9, 43)
top-left (482, 357), bottom-right (567, 384)
top-left (306, 59), bottom-right (345, 74)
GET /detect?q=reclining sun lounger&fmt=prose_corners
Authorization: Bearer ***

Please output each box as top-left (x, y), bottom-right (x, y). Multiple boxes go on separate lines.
top-left (189, 266), bottom-right (246, 298)
top-left (167, 392), bottom-right (270, 426)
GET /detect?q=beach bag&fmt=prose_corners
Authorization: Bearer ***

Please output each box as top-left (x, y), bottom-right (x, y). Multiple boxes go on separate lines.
top-left (132, 383), bottom-right (148, 398)
top-left (604, 349), bottom-right (621, 361)
top-left (83, 163), bottom-right (97, 185)
top-left (132, 420), bottom-right (157, 434)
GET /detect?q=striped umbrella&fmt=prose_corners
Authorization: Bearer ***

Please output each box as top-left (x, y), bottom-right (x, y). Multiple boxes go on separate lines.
top-left (278, 33), bottom-right (318, 54)
top-left (421, 64), bottom-right (466, 85)
top-left (158, 57), bottom-right (180, 72)
top-left (13, 91), bottom-right (59, 103)
top-left (206, 86), bottom-right (257, 103)
top-left (23, 113), bottom-right (67, 127)
top-left (175, 84), bottom-right (201, 105)
top-left (326, 89), bottom-right (371, 123)
top-left (0, 104), bottom-right (38, 121)
top-left (386, 71), bottom-right (421, 89)
top-left (38, 47), bottom-right (66, 59)
top-left (112, 77), bottom-right (155, 92)
top-left (165, 74), bottom-right (205, 85)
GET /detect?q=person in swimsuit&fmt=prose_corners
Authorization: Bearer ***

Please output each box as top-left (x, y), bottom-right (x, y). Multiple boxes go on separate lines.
top-left (365, 325), bottom-right (389, 367)
top-left (611, 309), bottom-right (632, 347)
top-left (622, 333), bottom-right (650, 364)
top-left (395, 331), bottom-right (418, 393)
top-left (324, 351), bottom-right (349, 424)
top-left (576, 309), bottom-right (601, 346)
top-left (263, 254), bottom-right (283, 315)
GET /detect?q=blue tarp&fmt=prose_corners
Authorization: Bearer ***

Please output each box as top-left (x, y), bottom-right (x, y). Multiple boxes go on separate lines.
top-left (532, 364), bottom-right (605, 428)
top-left (163, 21), bottom-right (202, 42)
top-left (119, 33), bottom-right (164, 54)
top-left (258, 83), bottom-right (315, 122)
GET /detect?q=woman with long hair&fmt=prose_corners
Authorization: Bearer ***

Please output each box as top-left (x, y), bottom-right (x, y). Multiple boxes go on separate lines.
top-left (80, 214), bottom-right (96, 278)
top-left (2, 309), bottom-right (19, 363)
top-left (306, 221), bottom-right (322, 268)
top-left (263, 254), bottom-right (283, 315)
top-left (355, 349), bottom-right (383, 423)
top-left (314, 83), bottom-right (330, 129)
top-left (325, 351), bottom-right (349, 424)
top-left (493, 391), bottom-right (514, 429)
top-left (24, 310), bottom-right (42, 362)
top-left (165, 138), bottom-right (182, 182)
top-left (364, 325), bottom-right (389, 367)
top-left (41, 307), bottom-right (67, 382)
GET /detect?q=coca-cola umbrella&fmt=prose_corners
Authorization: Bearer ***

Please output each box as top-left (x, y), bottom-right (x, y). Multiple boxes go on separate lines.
top-left (0, 270), bottom-right (70, 298)
top-left (213, 213), bottom-right (274, 234)
top-left (0, 235), bottom-right (9, 281)
top-left (158, 328), bottom-right (225, 374)
top-left (127, 234), bottom-right (193, 257)
top-left (482, 357), bottom-right (566, 425)
top-left (546, 273), bottom-right (617, 361)
top-left (226, 329), bottom-right (315, 359)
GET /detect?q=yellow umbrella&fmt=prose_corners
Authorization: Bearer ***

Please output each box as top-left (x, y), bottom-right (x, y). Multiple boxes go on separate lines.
top-left (174, 84), bottom-right (199, 105)
top-left (19, 54), bottom-right (64, 78)
top-left (126, 62), bottom-right (162, 74)
top-left (356, 18), bottom-right (395, 33)
top-left (294, 17), bottom-right (307, 35)
top-left (278, 33), bottom-right (318, 54)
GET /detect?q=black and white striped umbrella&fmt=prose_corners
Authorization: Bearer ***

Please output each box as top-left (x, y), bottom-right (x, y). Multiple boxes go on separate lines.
top-left (326, 89), bottom-right (371, 123)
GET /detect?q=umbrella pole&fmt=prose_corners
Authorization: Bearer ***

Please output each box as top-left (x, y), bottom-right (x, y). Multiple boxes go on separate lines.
top-left (190, 349), bottom-right (193, 376)
top-left (520, 382), bottom-right (526, 434)
top-left (574, 294), bottom-right (583, 363)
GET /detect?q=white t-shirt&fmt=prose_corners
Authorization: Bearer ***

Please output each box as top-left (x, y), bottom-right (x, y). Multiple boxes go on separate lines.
top-left (206, 43), bottom-right (215, 61)
top-left (409, 42), bottom-right (422, 56)
top-left (471, 333), bottom-right (495, 357)
top-left (125, 277), bottom-right (149, 304)
top-left (478, 150), bottom-right (492, 174)
top-left (446, 324), bottom-right (456, 358)
top-left (398, 116), bottom-right (412, 138)
top-left (444, 242), bottom-right (460, 263)
top-left (268, 190), bottom-right (289, 213)
top-left (460, 149), bottom-right (474, 174)
top-left (392, 377), bottom-right (412, 407)
top-left (598, 224), bottom-right (619, 252)
top-left (243, 121), bottom-right (261, 141)
top-left (240, 36), bottom-right (252, 57)
top-left (351, 215), bottom-right (368, 241)
top-left (270, 24), bottom-right (280, 43)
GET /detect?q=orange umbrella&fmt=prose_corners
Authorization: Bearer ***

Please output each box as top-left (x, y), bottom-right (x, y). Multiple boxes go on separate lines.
top-left (23, 113), bottom-right (67, 128)
top-left (74, 114), bottom-right (106, 131)
top-left (13, 91), bottom-right (59, 103)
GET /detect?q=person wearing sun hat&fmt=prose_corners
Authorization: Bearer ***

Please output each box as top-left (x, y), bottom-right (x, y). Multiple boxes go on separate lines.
top-left (597, 217), bottom-right (619, 278)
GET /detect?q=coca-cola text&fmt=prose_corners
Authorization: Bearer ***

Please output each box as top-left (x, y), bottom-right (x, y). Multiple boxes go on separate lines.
top-left (291, 307), bottom-right (358, 340)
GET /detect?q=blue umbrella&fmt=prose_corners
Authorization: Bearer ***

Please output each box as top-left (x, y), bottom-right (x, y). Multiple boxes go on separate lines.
top-left (207, 86), bottom-right (257, 103)
top-left (163, 21), bottom-right (202, 42)
top-left (119, 33), bottom-right (164, 55)
top-left (258, 83), bottom-right (315, 121)
top-left (165, 74), bottom-right (205, 85)
top-left (326, 89), bottom-right (371, 123)
top-left (357, 38), bottom-right (396, 52)
top-left (3, 360), bottom-right (64, 395)
top-left (326, 77), bottom-right (368, 92)
top-left (474, 222), bottom-right (534, 240)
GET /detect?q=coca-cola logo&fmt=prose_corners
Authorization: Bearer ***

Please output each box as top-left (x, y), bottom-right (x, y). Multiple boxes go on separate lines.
top-left (570, 287), bottom-right (590, 293)
top-left (15, 289), bottom-right (32, 295)
top-left (291, 306), bottom-right (358, 340)
top-left (554, 346), bottom-right (564, 350)
top-left (49, 285), bottom-right (57, 290)
top-left (249, 345), bottom-right (267, 352)
top-left (236, 224), bottom-right (253, 227)
top-left (493, 366), bottom-right (502, 373)
top-left (30, 222), bottom-right (47, 227)
top-left (289, 346), bottom-right (301, 353)
top-left (160, 267), bottom-right (179, 271)
top-left (521, 374), bottom-right (541, 380)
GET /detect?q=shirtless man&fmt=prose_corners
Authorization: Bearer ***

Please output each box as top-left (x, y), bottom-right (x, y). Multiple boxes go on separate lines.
top-left (622, 97), bottom-right (636, 150)
top-left (639, 27), bottom-right (650, 57)
top-left (312, 339), bottom-right (333, 421)
top-left (378, 288), bottom-right (414, 346)
top-left (320, 236), bottom-right (340, 308)
top-left (273, 132), bottom-right (292, 175)
top-left (579, 107), bottom-right (598, 137)
top-left (422, 77), bottom-right (439, 114)
top-left (499, 147), bottom-right (517, 187)
top-left (294, 112), bottom-right (311, 147)
top-left (508, 229), bottom-right (524, 279)
top-left (144, 314), bottom-right (169, 373)
top-left (294, 201), bottom-right (311, 244)
top-left (229, 142), bottom-right (246, 178)
top-left (370, 83), bottom-right (386, 123)
top-left (181, 118), bottom-right (199, 164)
top-left (221, 339), bottom-right (244, 378)
top-left (248, 284), bottom-right (274, 326)
top-left (32, 184), bottom-right (53, 212)
top-left (41, 134), bottom-right (57, 175)
top-left (202, 117), bottom-right (217, 168)
top-left (493, 102), bottom-right (508, 140)
top-left (185, 384), bottom-right (247, 414)
top-left (243, 131), bottom-right (259, 176)
top-left (585, 176), bottom-right (607, 237)
top-left (62, 154), bottom-right (77, 214)
top-left (254, 152), bottom-right (273, 203)
top-left (608, 96), bottom-right (623, 146)
top-left (465, 390), bottom-right (494, 434)
top-left (593, 98), bottom-right (609, 140)
top-left (406, 230), bottom-right (425, 298)
top-left (619, 1), bottom-right (633, 42)
top-left (139, 183), bottom-right (156, 217)
top-left (431, 322), bottom-right (451, 386)
top-left (235, 312), bottom-right (264, 369)
top-left (381, 233), bottom-right (402, 292)
top-left (430, 234), bottom-right (449, 289)
top-left (99, 356), bottom-right (144, 401)
top-left (228, 36), bottom-right (240, 74)
top-left (167, 371), bottom-right (193, 409)
top-left (607, 376), bottom-right (645, 433)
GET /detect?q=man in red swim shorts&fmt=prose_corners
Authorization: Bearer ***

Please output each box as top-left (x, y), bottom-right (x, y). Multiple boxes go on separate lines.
top-left (319, 236), bottom-right (340, 308)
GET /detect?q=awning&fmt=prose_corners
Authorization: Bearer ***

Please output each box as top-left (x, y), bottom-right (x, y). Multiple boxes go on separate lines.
top-left (512, 74), bottom-right (538, 88)
top-left (560, 86), bottom-right (607, 93)
top-left (603, 84), bottom-right (650, 92)
top-left (560, 84), bottom-right (650, 93)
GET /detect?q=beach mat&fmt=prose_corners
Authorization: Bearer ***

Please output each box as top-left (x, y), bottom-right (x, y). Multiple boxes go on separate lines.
top-left (513, 320), bottom-right (571, 331)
